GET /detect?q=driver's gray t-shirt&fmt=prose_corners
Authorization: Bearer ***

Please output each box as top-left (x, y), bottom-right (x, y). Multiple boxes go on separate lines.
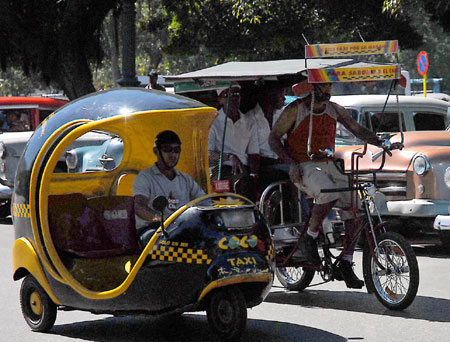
top-left (132, 164), bottom-right (206, 229)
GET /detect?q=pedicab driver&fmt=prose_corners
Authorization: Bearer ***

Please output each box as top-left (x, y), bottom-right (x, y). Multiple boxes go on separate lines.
top-left (133, 130), bottom-right (206, 246)
top-left (269, 82), bottom-right (388, 289)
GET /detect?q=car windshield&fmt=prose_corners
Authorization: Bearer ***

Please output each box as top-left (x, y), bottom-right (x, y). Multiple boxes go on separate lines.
top-left (0, 108), bottom-right (32, 132)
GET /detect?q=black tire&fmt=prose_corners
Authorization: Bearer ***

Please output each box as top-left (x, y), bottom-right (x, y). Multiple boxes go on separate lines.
top-left (206, 287), bottom-right (247, 341)
top-left (275, 266), bottom-right (315, 291)
top-left (363, 232), bottom-right (419, 311)
top-left (20, 275), bottom-right (57, 332)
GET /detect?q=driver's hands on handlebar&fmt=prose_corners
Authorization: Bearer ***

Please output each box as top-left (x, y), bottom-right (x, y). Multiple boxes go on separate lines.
top-left (230, 154), bottom-right (245, 175)
top-left (378, 138), bottom-right (403, 157)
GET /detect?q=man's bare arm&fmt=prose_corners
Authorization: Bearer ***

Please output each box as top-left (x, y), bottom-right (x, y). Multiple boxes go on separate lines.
top-left (268, 101), bottom-right (298, 164)
top-left (334, 104), bottom-right (381, 146)
top-left (134, 194), bottom-right (162, 223)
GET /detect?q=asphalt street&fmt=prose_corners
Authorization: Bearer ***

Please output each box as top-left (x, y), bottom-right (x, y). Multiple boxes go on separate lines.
top-left (1, 218), bottom-right (450, 341)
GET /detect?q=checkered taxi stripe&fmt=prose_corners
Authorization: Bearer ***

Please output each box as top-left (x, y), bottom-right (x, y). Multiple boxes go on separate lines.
top-left (12, 203), bottom-right (31, 218)
top-left (266, 243), bottom-right (275, 261)
top-left (150, 242), bottom-right (212, 265)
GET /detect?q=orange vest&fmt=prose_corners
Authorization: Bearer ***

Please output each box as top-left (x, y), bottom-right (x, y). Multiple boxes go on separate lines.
top-left (287, 101), bottom-right (338, 163)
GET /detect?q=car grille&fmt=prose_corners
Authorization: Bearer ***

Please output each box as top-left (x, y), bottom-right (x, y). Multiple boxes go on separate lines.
top-left (358, 172), bottom-right (407, 198)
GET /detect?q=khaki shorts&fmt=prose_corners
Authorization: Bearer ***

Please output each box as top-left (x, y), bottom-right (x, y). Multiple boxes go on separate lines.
top-left (292, 161), bottom-right (355, 216)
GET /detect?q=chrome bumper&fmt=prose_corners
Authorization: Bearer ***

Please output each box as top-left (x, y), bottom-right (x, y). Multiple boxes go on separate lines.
top-left (384, 199), bottom-right (450, 218)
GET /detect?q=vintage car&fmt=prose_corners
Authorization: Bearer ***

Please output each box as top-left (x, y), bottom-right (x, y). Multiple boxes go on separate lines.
top-left (336, 129), bottom-right (450, 249)
top-left (332, 94), bottom-right (450, 248)
top-left (332, 94), bottom-right (448, 138)
top-left (0, 96), bottom-right (68, 218)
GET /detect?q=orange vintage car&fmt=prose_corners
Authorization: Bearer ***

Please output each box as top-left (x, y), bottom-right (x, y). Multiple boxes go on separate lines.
top-left (335, 130), bottom-right (450, 250)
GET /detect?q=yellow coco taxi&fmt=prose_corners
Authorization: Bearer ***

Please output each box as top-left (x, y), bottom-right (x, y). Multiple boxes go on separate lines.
top-left (11, 88), bottom-right (274, 341)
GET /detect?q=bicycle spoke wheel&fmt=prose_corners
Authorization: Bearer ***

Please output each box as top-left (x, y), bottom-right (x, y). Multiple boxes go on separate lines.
top-left (363, 231), bottom-right (419, 311)
top-left (275, 266), bottom-right (315, 291)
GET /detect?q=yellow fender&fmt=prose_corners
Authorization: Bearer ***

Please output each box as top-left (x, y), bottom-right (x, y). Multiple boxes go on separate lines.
top-left (198, 273), bottom-right (273, 301)
top-left (12, 238), bottom-right (60, 304)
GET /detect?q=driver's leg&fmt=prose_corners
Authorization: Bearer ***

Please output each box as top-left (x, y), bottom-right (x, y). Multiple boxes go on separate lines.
top-left (299, 200), bottom-right (337, 265)
top-left (333, 215), bottom-right (365, 289)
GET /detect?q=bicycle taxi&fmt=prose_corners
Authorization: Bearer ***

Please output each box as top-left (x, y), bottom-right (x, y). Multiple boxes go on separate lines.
top-left (12, 88), bottom-right (274, 340)
top-left (168, 40), bottom-right (419, 311)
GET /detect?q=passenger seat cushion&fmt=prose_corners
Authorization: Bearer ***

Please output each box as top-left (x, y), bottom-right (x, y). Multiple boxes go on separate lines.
top-left (87, 196), bottom-right (141, 254)
top-left (48, 194), bottom-right (140, 258)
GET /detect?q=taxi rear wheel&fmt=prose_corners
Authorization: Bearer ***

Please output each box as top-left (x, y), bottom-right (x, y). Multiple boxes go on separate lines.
top-left (206, 287), bottom-right (247, 341)
top-left (20, 275), bottom-right (57, 332)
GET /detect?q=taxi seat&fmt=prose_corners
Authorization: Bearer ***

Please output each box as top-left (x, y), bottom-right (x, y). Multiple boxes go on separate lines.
top-left (48, 193), bottom-right (141, 258)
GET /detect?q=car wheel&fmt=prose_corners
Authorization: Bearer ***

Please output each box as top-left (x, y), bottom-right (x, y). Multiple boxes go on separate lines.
top-left (20, 276), bottom-right (57, 332)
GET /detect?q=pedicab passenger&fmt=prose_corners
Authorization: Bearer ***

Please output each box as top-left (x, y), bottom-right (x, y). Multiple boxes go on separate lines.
top-left (269, 82), bottom-right (389, 289)
top-left (208, 84), bottom-right (260, 201)
top-left (246, 85), bottom-right (310, 220)
top-left (133, 130), bottom-right (206, 247)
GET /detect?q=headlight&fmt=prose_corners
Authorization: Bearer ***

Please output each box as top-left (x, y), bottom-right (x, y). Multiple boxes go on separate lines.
top-left (220, 209), bottom-right (255, 229)
top-left (65, 151), bottom-right (78, 170)
top-left (445, 167), bottom-right (450, 188)
top-left (413, 155), bottom-right (430, 176)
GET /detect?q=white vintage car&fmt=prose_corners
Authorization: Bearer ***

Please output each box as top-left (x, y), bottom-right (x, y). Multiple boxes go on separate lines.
top-left (333, 94), bottom-right (450, 249)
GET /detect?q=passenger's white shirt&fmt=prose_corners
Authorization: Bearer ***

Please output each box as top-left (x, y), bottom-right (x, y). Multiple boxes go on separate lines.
top-left (208, 108), bottom-right (259, 166)
top-left (246, 103), bottom-right (282, 159)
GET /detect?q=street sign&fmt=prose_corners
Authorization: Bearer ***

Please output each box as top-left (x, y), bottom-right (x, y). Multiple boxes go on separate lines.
top-left (305, 40), bottom-right (399, 58)
top-left (417, 51), bottom-right (429, 76)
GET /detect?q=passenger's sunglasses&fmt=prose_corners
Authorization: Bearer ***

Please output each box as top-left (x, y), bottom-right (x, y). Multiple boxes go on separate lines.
top-left (159, 145), bottom-right (181, 153)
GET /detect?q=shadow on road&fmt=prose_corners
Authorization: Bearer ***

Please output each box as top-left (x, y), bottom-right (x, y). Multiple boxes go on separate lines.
top-left (0, 217), bottom-right (12, 225)
top-left (47, 313), bottom-right (346, 342)
top-left (267, 286), bottom-right (450, 323)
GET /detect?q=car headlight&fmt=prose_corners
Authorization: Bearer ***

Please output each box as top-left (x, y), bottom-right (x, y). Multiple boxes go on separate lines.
top-left (219, 209), bottom-right (256, 229)
top-left (445, 167), bottom-right (450, 188)
top-left (413, 155), bottom-right (430, 176)
top-left (65, 151), bottom-right (78, 170)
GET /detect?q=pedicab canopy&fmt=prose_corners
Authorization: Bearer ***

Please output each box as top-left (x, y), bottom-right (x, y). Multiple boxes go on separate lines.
top-left (165, 41), bottom-right (401, 93)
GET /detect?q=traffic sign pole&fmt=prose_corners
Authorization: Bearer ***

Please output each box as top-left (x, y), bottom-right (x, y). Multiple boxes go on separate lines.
top-left (417, 51), bottom-right (429, 97)
top-left (423, 73), bottom-right (427, 97)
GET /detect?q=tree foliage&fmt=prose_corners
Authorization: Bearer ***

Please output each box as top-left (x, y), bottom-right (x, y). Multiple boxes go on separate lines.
top-left (0, 0), bottom-right (119, 100)
top-left (160, 0), bottom-right (423, 61)
top-left (384, 0), bottom-right (450, 33)
top-left (384, 1), bottom-right (450, 91)
top-left (1, 0), bottom-right (448, 98)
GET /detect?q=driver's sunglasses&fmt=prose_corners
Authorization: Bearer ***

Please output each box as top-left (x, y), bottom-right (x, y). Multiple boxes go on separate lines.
top-left (159, 145), bottom-right (181, 153)
top-left (222, 92), bottom-right (241, 98)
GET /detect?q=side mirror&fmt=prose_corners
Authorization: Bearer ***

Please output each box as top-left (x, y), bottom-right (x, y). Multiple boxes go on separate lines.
top-left (152, 196), bottom-right (169, 237)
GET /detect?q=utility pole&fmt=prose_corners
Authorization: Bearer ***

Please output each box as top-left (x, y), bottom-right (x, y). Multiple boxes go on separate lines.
top-left (117, 0), bottom-right (140, 87)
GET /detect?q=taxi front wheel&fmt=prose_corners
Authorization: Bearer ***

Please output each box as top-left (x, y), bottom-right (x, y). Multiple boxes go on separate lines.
top-left (206, 287), bottom-right (247, 341)
top-left (20, 275), bottom-right (57, 332)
